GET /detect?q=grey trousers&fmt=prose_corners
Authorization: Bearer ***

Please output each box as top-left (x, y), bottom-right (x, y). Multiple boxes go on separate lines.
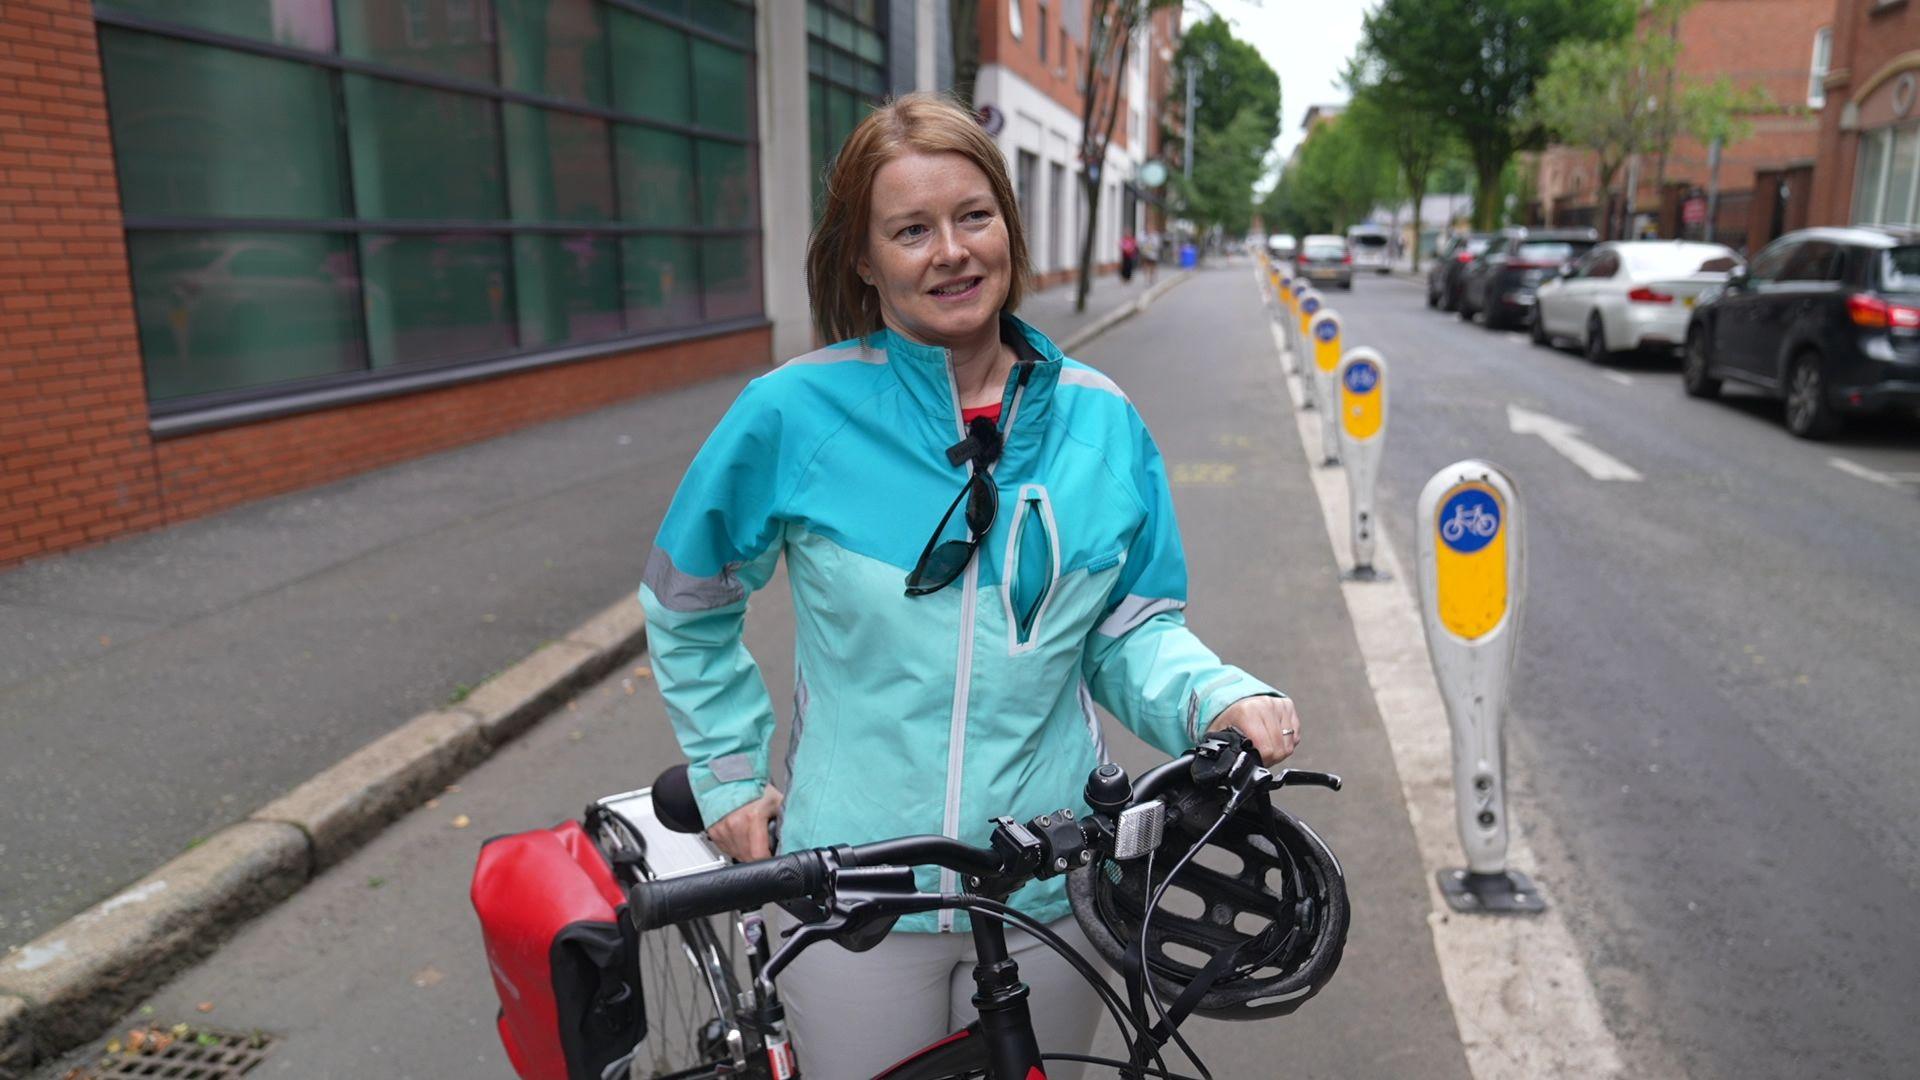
top-left (775, 911), bottom-right (1103, 1079)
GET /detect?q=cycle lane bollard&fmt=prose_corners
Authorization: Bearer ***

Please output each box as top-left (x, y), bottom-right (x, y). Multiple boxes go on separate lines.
top-left (1307, 307), bottom-right (1340, 462)
top-left (1415, 461), bottom-right (1546, 914)
top-left (1295, 290), bottom-right (1324, 411)
top-left (1335, 347), bottom-right (1386, 580)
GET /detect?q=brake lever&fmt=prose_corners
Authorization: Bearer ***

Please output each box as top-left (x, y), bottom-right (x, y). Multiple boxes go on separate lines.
top-left (1265, 768), bottom-right (1343, 792)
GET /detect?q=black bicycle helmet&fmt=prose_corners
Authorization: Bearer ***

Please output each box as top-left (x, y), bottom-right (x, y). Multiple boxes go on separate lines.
top-left (1067, 769), bottom-right (1349, 1021)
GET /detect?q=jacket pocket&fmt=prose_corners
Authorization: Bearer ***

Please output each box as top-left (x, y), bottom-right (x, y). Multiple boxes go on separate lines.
top-left (1004, 484), bottom-right (1059, 651)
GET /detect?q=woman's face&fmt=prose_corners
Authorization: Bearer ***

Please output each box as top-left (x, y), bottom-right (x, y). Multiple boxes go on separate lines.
top-left (858, 150), bottom-right (1012, 349)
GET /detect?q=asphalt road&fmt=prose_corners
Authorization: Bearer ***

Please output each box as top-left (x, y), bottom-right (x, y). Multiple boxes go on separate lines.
top-left (1331, 268), bottom-right (1920, 1078)
top-left (40, 264), bottom-right (1469, 1079)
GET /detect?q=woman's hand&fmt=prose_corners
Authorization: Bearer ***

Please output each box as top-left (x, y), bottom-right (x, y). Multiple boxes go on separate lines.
top-left (1206, 696), bottom-right (1302, 766)
top-left (708, 785), bottom-right (783, 862)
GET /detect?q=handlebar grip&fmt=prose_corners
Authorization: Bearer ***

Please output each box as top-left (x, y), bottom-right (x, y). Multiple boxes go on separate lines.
top-left (630, 851), bottom-right (827, 932)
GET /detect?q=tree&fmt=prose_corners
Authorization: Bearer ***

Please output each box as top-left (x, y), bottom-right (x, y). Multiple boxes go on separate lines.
top-left (1163, 15), bottom-right (1282, 235)
top-left (1279, 116), bottom-right (1395, 234)
top-left (1073, 0), bottom-right (1181, 313)
top-left (1343, 79), bottom-right (1453, 271)
top-left (950, 0), bottom-right (980, 107)
top-left (1358, 0), bottom-right (1632, 229)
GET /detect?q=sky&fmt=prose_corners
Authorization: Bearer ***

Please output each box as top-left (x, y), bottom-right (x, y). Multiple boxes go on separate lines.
top-left (1180, 0), bottom-right (1380, 179)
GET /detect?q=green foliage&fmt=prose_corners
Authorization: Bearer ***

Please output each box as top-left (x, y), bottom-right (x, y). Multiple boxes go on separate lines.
top-left (1263, 116), bottom-right (1396, 236)
top-left (1359, 0), bottom-right (1633, 228)
top-left (1164, 14), bottom-right (1282, 231)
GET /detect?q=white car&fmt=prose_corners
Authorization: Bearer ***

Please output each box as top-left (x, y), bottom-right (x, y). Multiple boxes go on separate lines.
top-left (1266, 233), bottom-right (1297, 261)
top-left (1532, 240), bottom-right (1742, 360)
top-left (1346, 225), bottom-right (1392, 273)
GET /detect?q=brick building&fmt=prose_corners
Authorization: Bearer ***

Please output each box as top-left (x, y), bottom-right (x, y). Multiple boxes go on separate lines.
top-left (1807, 0), bottom-right (1920, 228)
top-left (1531, 0), bottom-right (1831, 252)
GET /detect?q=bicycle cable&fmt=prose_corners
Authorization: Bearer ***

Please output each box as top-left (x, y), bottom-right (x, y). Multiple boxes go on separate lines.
top-left (1136, 791), bottom-right (1245, 1080)
top-left (956, 898), bottom-right (1172, 1080)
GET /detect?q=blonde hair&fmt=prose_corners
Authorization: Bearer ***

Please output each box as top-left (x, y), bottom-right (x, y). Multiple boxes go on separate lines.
top-left (806, 92), bottom-right (1034, 344)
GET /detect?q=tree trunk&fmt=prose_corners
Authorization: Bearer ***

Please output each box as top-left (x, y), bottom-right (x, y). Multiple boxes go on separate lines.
top-left (1408, 180), bottom-right (1426, 274)
top-left (1472, 151), bottom-right (1506, 231)
top-left (950, 0), bottom-right (980, 106)
top-left (1077, 172), bottom-right (1101, 312)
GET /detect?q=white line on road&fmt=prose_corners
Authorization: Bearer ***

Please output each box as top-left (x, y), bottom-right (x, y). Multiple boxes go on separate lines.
top-left (1254, 278), bottom-right (1629, 1079)
top-left (1507, 404), bottom-right (1644, 481)
top-left (1600, 371), bottom-right (1635, 387)
top-left (1828, 456), bottom-right (1917, 489)
top-left (1505, 332), bottom-right (1531, 345)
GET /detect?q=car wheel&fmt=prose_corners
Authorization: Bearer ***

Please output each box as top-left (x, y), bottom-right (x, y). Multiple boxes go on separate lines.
top-left (1529, 307), bottom-right (1551, 346)
top-left (1439, 281), bottom-right (1458, 312)
top-left (1681, 328), bottom-right (1721, 399)
top-left (1784, 351), bottom-right (1840, 439)
top-left (1584, 314), bottom-right (1614, 365)
top-left (1427, 285), bottom-right (1439, 309)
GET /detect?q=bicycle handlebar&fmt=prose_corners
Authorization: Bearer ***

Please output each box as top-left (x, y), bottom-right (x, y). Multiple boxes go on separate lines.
top-left (630, 850), bottom-right (828, 931)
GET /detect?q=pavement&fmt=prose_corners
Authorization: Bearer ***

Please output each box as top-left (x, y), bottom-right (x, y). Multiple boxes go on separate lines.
top-left (0, 266), bottom-right (1194, 1075)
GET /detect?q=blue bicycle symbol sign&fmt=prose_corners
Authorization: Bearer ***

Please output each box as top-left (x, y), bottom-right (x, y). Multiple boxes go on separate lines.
top-left (1302, 296), bottom-right (1321, 314)
top-left (1314, 320), bottom-right (1339, 343)
top-left (1343, 360), bottom-right (1378, 393)
top-left (1438, 489), bottom-right (1499, 553)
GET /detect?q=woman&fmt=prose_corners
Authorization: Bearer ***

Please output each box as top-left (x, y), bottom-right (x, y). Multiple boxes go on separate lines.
top-left (639, 93), bottom-right (1302, 1077)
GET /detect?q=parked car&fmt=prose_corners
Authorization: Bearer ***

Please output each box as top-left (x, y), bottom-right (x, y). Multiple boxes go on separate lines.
top-left (1682, 225), bottom-right (1920, 438)
top-left (1347, 224), bottom-right (1393, 273)
top-left (1457, 227), bottom-right (1599, 328)
top-left (1296, 234), bottom-right (1352, 289)
top-left (1266, 233), bottom-right (1297, 262)
top-left (1532, 240), bottom-right (1742, 361)
top-left (1428, 232), bottom-right (1492, 310)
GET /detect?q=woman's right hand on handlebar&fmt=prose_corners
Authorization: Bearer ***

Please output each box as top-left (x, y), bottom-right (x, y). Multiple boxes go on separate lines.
top-left (709, 784), bottom-right (783, 861)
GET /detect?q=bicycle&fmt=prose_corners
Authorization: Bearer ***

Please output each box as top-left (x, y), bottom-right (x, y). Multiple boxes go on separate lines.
top-left (596, 728), bottom-right (1349, 1080)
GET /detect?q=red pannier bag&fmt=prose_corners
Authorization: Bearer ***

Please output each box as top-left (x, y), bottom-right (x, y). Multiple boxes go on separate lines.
top-left (472, 817), bottom-right (645, 1080)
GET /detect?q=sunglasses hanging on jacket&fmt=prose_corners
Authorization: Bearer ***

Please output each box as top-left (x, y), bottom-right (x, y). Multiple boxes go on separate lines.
top-left (904, 413), bottom-right (1007, 597)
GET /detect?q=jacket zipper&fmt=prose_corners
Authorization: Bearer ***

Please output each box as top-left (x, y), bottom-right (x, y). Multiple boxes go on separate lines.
top-left (937, 351), bottom-right (1031, 930)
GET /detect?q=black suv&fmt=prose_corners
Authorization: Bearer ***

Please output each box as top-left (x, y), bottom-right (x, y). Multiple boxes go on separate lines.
top-left (1457, 227), bottom-right (1599, 329)
top-left (1428, 232), bottom-right (1491, 311)
top-left (1683, 226), bottom-right (1920, 438)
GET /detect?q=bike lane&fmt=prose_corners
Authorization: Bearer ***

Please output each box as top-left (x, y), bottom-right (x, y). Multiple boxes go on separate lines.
top-left (33, 262), bottom-right (1469, 1079)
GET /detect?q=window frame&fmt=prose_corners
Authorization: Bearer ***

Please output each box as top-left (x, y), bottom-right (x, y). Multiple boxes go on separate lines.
top-left (1808, 27), bottom-right (1832, 109)
top-left (96, 0), bottom-right (763, 431)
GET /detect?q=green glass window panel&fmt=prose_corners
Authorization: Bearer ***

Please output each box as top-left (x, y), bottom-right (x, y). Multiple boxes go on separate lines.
top-left (101, 30), bottom-right (347, 219)
top-left (343, 75), bottom-right (507, 220)
top-left (806, 5), bottom-right (825, 37)
top-left (826, 11), bottom-right (853, 51)
top-left (622, 235), bottom-right (700, 331)
top-left (697, 140), bottom-right (754, 228)
top-left (337, 0), bottom-right (498, 84)
top-left (808, 41), bottom-right (826, 78)
top-left (610, 11), bottom-right (691, 125)
top-left (830, 87), bottom-right (857, 150)
top-left (497, 0), bottom-right (609, 104)
top-left (504, 105), bottom-right (615, 221)
top-left (829, 48), bottom-right (852, 87)
top-left (689, 2), bottom-right (753, 41)
top-left (360, 234), bottom-right (517, 368)
top-left (96, 0), bottom-right (337, 50)
top-left (615, 126), bottom-right (695, 226)
top-left (856, 28), bottom-right (883, 63)
top-left (701, 236), bottom-right (761, 321)
top-left (632, 0), bottom-right (687, 16)
top-left (512, 234), bottom-right (622, 347)
top-left (130, 232), bottom-right (364, 401)
top-left (860, 63), bottom-right (883, 96)
top-left (691, 40), bottom-right (751, 136)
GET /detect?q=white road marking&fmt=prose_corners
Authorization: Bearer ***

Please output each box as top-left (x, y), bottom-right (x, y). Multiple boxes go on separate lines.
top-left (1600, 371), bottom-right (1634, 387)
top-left (1828, 456), bottom-right (1918, 489)
top-left (1507, 405), bottom-right (1644, 481)
top-left (1258, 301), bottom-right (1630, 1079)
top-left (1505, 332), bottom-right (1531, 345)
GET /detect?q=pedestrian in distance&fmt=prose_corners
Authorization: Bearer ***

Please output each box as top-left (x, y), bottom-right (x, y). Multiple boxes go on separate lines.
top-left (1142, 227), bottom-right (1161, 284)
top-left (1119, 230), bottom-right (1139, 282)
top-left (638, 91), bottom-right (1305, 1078)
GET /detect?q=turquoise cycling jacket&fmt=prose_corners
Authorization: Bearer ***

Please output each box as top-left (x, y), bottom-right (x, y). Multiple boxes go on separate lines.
top-left (639, 315), bottom-right (1278, 932)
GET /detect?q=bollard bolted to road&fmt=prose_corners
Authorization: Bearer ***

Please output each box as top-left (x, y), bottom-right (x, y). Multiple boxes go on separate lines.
top-left (1336, 347), bottom-right (1388, 580)
top-left (1296, 291), bottom-right (1325, 409)
top-left (1307, 307), bottom-right (1340, 460)
top-left (1416, 460), bottom-right (1545, 915)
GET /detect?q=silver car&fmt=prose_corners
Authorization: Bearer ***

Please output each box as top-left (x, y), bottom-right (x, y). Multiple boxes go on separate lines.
top-left (1531, 240), bottom-right (1742, 361)
top-left (1295, 234), bottom-right (1353, 290)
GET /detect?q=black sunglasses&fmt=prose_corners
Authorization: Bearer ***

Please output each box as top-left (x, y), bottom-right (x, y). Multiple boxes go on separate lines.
top-left (905, 469), bottom-right (998, 596)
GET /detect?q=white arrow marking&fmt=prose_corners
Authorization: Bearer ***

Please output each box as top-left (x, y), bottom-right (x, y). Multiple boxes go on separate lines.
top-left (1507, 404), bottom-right (1644, 481)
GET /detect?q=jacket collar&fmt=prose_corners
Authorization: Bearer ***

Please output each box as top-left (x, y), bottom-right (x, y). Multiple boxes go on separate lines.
top-left (863, 314), bottom-right (1065, 454)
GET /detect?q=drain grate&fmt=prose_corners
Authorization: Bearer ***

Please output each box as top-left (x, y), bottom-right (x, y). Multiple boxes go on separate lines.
top-left (83, 1027), bottom-right (276, 1079)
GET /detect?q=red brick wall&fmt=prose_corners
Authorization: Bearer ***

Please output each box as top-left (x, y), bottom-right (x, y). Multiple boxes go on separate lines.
top-left (0, 0), bottom-right (165, 567)
top-left (1810, 2), bottom-right (1920, 225)
top-left (0, 0), bottom-right (772, 571)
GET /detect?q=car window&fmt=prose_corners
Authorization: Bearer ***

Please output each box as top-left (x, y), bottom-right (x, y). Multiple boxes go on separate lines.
top-left (1352, 234), bottom-right (1389, 248)
top-left (1778, 240), bottom-right (1840, 283)
top-left (1303, 241), bottom-right (1346, 259)
top-left (1515, 241), bottom-right (1577, 264)
top-left (1587, 250), bottom-right (1622, 278)
top-left (1746, 240), bottom-right (1796, 283)
top-left (1878, 245), bottom-right (1920, 294)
